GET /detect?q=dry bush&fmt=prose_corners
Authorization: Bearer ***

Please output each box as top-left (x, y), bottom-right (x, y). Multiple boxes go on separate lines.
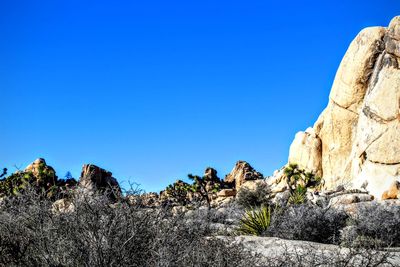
top-left (267, 204), bottom-right (348, 244)
top-left (265, 243), bottom-right (396, 267)
top-left (341, 204), bottom-right (400, 248)
top-left (0, 186), bottom-right (256, 267)
top-left (236, 182), bottom-right (271, 209)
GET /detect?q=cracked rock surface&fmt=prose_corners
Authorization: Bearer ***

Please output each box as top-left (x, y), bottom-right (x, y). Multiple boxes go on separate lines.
top-left (288, 16), bottom-right (400, 199)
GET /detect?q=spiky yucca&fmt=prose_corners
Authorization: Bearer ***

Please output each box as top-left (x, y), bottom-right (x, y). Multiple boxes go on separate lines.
top-left (237, 206), bottom-right (272, 236)
top-left (288, 185), bottom-right (307, 205)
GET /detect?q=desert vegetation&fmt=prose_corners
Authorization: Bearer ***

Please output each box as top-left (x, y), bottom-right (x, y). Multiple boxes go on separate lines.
top-left (1, 159), bottom-right (400, 267)
top-left (0, 185), bottom-right (255, 267)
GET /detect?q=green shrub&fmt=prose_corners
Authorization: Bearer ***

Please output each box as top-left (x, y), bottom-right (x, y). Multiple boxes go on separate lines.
top-left (161, 168), bottom-right (223, 209)
top-left (288, 185), bottom-right (307, 205)
top-left (237, 206), bottom-right (272, 236)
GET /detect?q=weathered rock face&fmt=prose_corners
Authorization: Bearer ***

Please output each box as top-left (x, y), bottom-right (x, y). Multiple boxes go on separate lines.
top-left (287, 17), bottom-right (400, 199)
top-left (224, 161), bottom-right (263, 190)
top-left (79, 164), bottom-right (121, 198)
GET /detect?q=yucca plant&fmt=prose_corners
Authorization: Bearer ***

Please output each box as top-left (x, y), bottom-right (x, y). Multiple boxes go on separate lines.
top-left (237, 206), bottom-right (272, 236)
top-left (288, 185), bottom-right (307, 205)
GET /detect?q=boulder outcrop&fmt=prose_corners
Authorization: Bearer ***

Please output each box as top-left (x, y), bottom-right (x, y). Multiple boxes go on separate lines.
top-left (24, 158), bottom-right (57, 183)
top-left (79, 164), bottom-right (121, 198)
top-left (286, 16), bottom-right (400, 200)
top-left (224, 161), bottom-right (263, 190)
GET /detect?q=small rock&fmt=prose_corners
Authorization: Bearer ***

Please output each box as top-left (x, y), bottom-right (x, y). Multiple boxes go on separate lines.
top-left (52, 198), bottom-right (74, 213)
top-left (382, 181), bottom-right (400, 200)
top-left (217, 189), bottom-right (237, 197)
top-left (329, 193), bottom-right (374, 207)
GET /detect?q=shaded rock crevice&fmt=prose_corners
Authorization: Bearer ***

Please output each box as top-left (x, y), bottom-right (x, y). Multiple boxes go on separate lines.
top-left (362, 105), bottom-right (397, 123)
top-left (330, 99), bottom-right (359, 115)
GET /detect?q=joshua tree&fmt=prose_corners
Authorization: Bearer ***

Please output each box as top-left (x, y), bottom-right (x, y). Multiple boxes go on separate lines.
top-left (165, 180), bottom-right (192, 206)
top-left (0, 168), bottom-right (7, 179)
top-left (284, 163), bottom-right (322, 205)
top-left (188, 169), bottom-right (222, 210)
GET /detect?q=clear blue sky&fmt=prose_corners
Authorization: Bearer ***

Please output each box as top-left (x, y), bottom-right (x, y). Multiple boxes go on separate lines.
top-left (1, 0), bottom-right (399, 192)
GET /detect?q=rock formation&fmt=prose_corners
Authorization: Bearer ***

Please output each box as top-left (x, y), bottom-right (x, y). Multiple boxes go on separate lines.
top-left (24, 158), bottom-right (57, 183)
top-left (224, 161), bottom-right (263, 190)
top-left (287, 16), bottom-right (400, 200)
top-left (79, 164), bottom-right (121, 198)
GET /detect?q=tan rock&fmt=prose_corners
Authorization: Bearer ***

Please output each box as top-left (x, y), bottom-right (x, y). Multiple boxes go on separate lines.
top-left (24, 158), bottom-right (56, 180)
top-left (363, 56), bottom-right (400, 122)
top-left (241, 180), bottom-right (266, 191)
top-left (172, 206), bottom-right (188, 215)
top-left (314, 102), bottom-right (359, 188)
top-left (217, 189), bottom-right (237, 197)
top-left (212, 196), bottom-right (235, 207)
top-left (329, 27), bottom-right (385, 112)
top-left (351, 160), bottom-right (400, 200)
top-left (328, 193), bottom-right (374, 207)
top-left (79, 164), bottom-right (121, 199)
top-left (284, 17), bottom-right (400, 199)
top-left (224, 161), bottom-right (263, 190)
top-left (382, 181), bottom-right (400, 200)
top-left (288, 128), bottom-right (322, 177)
top-left (52, 199), bottom-right (74, 213)
top-left (388, 16), bottom-right (400, 39)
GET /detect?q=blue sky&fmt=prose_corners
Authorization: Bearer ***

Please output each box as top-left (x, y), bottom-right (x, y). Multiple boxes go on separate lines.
top-left (1, 1), bottom-right (399, 192)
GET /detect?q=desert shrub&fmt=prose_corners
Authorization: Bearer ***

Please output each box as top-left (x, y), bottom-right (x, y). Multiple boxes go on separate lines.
top-left (0, 185), bottom-right (256, 266)
top-left (0, 163), bottom-right (75, 200)
top-left (188, 203), bottom-right (243, 225)
top-left (237, 206), bottom-right (272, 236)
top-left (341, 204), bottom-right (400, 248)
top-left (267, 204), bottom-right (348, 244)
top-left (161, 168), bottom-right (223, 209)
top-left (287, 184), bottom-right (307, 205)
top-left (263, 242), bottom-right (395, 267)
top-left (236, 182), bottom-right (271, 209)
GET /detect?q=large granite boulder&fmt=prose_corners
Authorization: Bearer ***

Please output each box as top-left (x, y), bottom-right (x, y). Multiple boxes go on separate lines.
top-left (287, 16), bottom-right (400, 199)
top-left (225, 161), bottom-right (263, 190)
